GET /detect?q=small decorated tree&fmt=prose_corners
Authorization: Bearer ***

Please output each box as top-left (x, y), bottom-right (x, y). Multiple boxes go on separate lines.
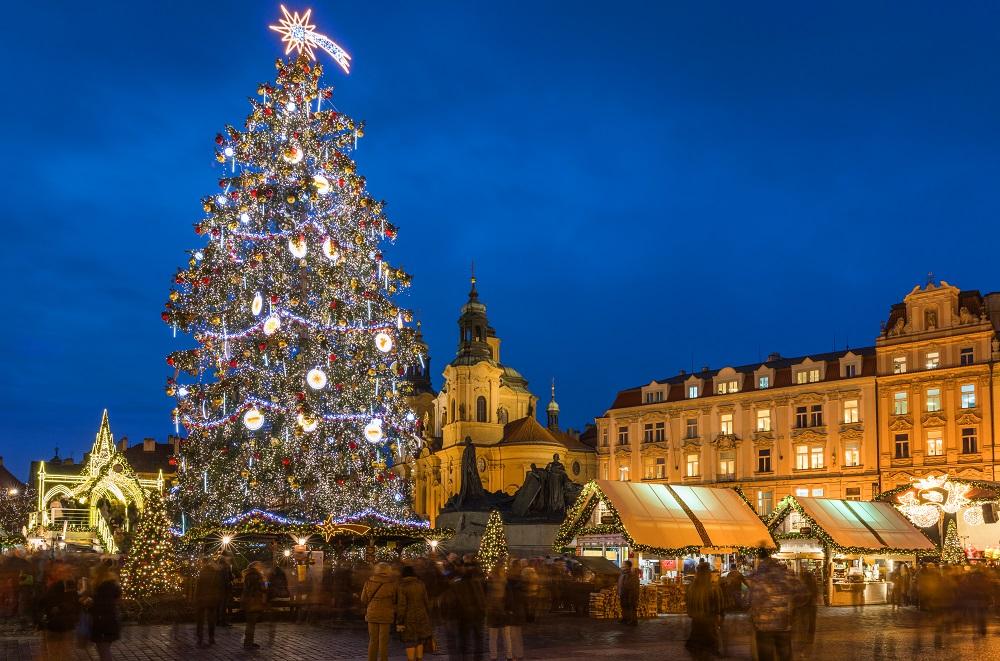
top-left (121, 492), bottom-right (181, 599)
top-left (941, 518), bottom-right (965, 565)
top-left (0, 486), bottom-right (33, 548)
top-left (478, 510), bottom-right (509, 574)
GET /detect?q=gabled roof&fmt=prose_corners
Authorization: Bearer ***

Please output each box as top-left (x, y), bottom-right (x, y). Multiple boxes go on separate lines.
top-left (555, 480), bottom-right (774, 555)
top-left (499, 417), bottom-right (594, 453)
top-left (0, 462), bottom-right (24, 491)
top-left (769, 496), bottom-right (934, 554)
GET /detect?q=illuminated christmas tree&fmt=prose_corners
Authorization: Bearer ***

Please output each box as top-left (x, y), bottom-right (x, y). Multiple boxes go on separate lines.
top-left (478, 510), bottom-right (509, 574)
top-left (941, 518), bottom-right (965, 565)
top-left (121, 493), bottom-right (181, 598)
top-left (0, 486), bottom-right (32, 548)
top-left (163, 9), bottom-right (423, 525)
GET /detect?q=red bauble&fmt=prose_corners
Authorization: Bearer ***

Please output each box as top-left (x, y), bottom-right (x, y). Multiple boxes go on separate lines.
top-left (281, 457), bottom-right (291, 466)
top-left (168, 457), bottom-right (178, 466)
top-left (264, 107), bottom-right (273, 116)
top-left (161, 312), bottom-right (170, 322)
top-left (166, 357), bottom-right (175, 366)
top-left (348, 441), bottom-right (358, 450)
top-left (329, 353), bottom-right (337, 362)
top-left (228, 359), bottom-right (237, 368)
top-left (270, 295), bottom-right (279, 304)
top-left (215, 134), bottom-right (224, 145)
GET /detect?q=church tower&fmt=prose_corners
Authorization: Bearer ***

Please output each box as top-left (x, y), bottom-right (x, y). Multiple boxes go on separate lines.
top-left (547, 379), bottom-right (560, 432)
top-left (455, 272), bottom-right (498, 364)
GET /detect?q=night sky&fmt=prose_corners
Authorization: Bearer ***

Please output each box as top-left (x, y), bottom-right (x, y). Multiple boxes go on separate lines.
top-left (2, 2), bottom-right (999, 481)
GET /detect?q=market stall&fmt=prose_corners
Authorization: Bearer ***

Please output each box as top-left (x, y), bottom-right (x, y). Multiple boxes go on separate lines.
top-left (554, 480), bottom-right (775, 616)
top-left (768, 496), bottom-right (934, 606)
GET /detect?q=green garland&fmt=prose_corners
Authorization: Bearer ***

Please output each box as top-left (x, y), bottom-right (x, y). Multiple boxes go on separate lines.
top-left (769, 496), bottom-right (936, 557)
top-left (183, 518), bottom-right (453, 546)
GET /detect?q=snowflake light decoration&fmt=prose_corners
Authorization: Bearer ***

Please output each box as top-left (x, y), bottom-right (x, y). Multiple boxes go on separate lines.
top-left (269, 5), bottom-right (352, 74)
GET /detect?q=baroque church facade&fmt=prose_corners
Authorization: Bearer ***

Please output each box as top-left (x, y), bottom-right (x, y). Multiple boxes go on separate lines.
top-left (400, 277), bottom-right (597, 524)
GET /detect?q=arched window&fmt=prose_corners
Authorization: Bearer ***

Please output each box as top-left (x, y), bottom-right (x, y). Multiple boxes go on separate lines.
top-left (475, 326), bottom-right (483, 341)
top-left (476, 396), bottom-right (488, 423)
top-left (450, 400), bottom-right (456, 424)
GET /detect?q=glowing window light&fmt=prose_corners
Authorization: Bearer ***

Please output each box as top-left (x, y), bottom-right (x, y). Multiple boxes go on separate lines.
top-left (269, 5), bottom-right (352, 74)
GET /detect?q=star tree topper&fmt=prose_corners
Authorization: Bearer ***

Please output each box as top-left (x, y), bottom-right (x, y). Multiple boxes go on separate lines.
top-left (269, 5), bottom-right (352, 74)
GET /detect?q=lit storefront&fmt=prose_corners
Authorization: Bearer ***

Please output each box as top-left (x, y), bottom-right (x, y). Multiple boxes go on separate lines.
top-left (555, 480), bottom-right (776, 583)
top-left (768, 496), bottom-right (934, 606)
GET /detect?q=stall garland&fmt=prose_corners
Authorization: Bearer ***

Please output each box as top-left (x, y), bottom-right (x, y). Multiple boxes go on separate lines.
top-left (769, 496), bottom-right (937, 557)
top-left (182, 511), bottom-right (452, 545)
top-left (876, 477), bottom-right (1000, 505)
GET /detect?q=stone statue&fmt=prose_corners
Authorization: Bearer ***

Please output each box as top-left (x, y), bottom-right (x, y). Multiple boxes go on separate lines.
top-left (545, 453), bottom-right (569, 513)
top-left (925, 309), bottom-right (938, 330)
top-left (497, 407), bottom-right (509, 425)
top-left (887, 316), bottom-right (905, 337)
top-left (456, 437), bottom-right (486, 507)
top-left (960, 306), bottom-right (973, 324)
top-left (510, 463), bottom-right (545, 517)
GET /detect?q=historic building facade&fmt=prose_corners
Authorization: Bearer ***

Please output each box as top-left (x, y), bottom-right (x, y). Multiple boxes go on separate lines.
top-left (597, 280), bottom-right (1000, 516)
top-left (401, 278), bottom-right (597, 524)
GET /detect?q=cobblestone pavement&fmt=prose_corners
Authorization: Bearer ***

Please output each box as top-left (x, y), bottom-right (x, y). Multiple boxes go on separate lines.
top-left (4, 606), bottom-right (1000, 660)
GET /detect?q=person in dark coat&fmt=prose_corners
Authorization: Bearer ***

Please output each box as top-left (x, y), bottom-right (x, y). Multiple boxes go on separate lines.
top-left (241, 562), bottom-right (267, 649)
top-left (397, 565), bottom-right (433, 661)
top-left (88, 563), bottom-right (121, 661)
top-left (218, 555), bottom-right (235, 626)
top-left (485, 564), bottom-right (508, 661)
top-left (617, 560), bottom-right (640, 626)
top-left (503, 559), bottom-right (528, 661)
top-left (447, 560), bottom-right (486, 661)
top-left (685, 563), bottom-right (722, 659)
top-left (40, 562), bottom-right (80, 660)
top-left (194, 557), bottom-right (223, 647)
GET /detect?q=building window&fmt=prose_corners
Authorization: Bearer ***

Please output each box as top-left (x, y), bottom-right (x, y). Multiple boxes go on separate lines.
top-left (893, 392), bottom-right (908, 415)
top-left (810, 404), bottom-right (823, 427)
top-left (759, 375), bottom-right (770, 389)
top-left (757, 409), bottom-right (771, 432)
top-left (795, 406), bottom-right (808, 429)
top-left (686, 418), bottom-right (698, 439)
top-left (843, 399), bottom-right (859, 424)
top-left (960, 347), bottom-right (974, 366)
top-left (619, 464), bottom-right (630, 482)
top-left (688, 385), bottom-right (699, 399)
top-left (643, 423), bottom-right (653, 443)
top-left (717, 380), bottom-right (738, 394)
top-left (894, 433), bottom-right (910, 459)
top-left (600, 428), bottom-right (608, 447)
top-left (962, 428), bottom-right (978, 454)
top-left (961, 383), bottom-right (976, 409)
top-left (645, 391), bottom-right (664, 403)
top-left (811, 487), bottom-right (825, 497)
top-left (601, 463), bottom-right (609, 480)
top-left (925, 388), bottom-right (941, 412)
top-left (844, 363), bottom-right (858, 378)
top-left (756, 490), bottom-right (774, 516)
top-left (795, 488), bottom-right (809, 497)
top-left (795, 445), bottom-right (809, 470)
top-left (654, 422), bottom-right (666, 442)
top-left (757, 448), bottom-right (772, 473)
top-left (617, 426), bottom-right (629, 445)
top-left (926, 430), bottom-right (943, 457)
top-left (451, 399), bottom-right (456, 422)
top-left (720, 413), bottom-right (733, 435)
top-left (795, 369), bottom-right (819, 384)
top-left (476, 396), bottom-right (488, 422)
top-left (686, 453), bottom-right (700, 477)
top-left (844, 441), bottom-right (860, 467)
top-left (810, 446), bottom-right (824, 469)
top-left (655, 457), bottom-right (666, 478)
top-left (845, 487), bottom-right (862, 501)
top-left (645, 392), bottom-right (653, 403)
top-left (719, 450), bottom-right (735, 477)
top-left (893, 356), bottom-right (907, 374)
top-left (925, 351), bottom-right (940, 370)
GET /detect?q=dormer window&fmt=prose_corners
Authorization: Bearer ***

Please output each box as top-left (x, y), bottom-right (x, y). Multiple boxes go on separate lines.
top-left (758, 376), bottom-right (770, 389)
top-left (893, 356), bottom-right (907, 374)
top-left (716, 380), bottom-right (739, 394)
top-left (795, 369), bottom-right (821, 384)
top-left (644, 391), bottom-right (664, 404)
top-left (688, 385), bottom-right (699, 399)
top-left (840, 352), bottom-right (862, 378)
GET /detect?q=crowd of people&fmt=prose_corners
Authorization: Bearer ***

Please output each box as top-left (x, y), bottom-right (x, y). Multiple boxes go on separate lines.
top-left (8, 547), bottom-right (1000, 660)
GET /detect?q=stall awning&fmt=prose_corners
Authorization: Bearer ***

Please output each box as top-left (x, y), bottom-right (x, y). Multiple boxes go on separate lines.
top-left (778, 497), bottom-right (934, 553)
top-left (556, 480), bottom-right (775, 554)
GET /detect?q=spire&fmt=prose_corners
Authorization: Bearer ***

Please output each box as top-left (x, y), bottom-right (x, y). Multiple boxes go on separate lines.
top-left (468, 260), bottom-right (479, 302)
top-left (546, 378), bottom-right (560, 431)
top-left (89, 409), bottom-right (116, 470)
top-left (455, 265), bottom-right (494, 364)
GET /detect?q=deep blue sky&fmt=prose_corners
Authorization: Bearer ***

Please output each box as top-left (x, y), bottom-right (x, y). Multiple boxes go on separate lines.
top-left (2, 2), bottom-right (999, 480)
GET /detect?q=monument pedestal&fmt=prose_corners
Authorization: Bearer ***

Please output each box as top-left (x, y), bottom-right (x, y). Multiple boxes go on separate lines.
top-left (437, 511), bottom-right (561, 556)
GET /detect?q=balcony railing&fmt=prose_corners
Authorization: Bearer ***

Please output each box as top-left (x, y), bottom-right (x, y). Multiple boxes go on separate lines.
top-left (716, 473), bottom-right (737, 482)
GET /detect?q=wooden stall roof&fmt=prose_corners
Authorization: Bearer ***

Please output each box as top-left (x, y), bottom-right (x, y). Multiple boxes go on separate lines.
top-left (778, 497), bottom-right (934, 553)
top-left (566, 480), bottom-right (775, 553)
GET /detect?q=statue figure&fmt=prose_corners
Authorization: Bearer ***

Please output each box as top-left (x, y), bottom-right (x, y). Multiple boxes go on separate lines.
top-left (497, 407), bottom-right (509, 425)
top-left (960, 306), bottom-right (973, 324)
top-left (456, 437), bottom-right (486, 507)
top-left (545, 453), bottom-right (569, 514)
top-left (511, 463), bottom-right (545, 517)
top-left (925, 309), bottom-right (938, 330)
top-left (887, 317), bottom-right (905, 337)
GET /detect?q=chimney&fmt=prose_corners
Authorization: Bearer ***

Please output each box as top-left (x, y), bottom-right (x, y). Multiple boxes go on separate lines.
top-left (701, 365), bottom-right (709, 374)
top-left (119, 436), bottom-right (129, 452)
top-left (679, 369), bottom-right (686, 376)
top-left (143, 437), bottom-right (156, 452)
top-left (170, 435), bottom-right (180, 454)
top-left (767, 352), bottom-right (782, 362)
